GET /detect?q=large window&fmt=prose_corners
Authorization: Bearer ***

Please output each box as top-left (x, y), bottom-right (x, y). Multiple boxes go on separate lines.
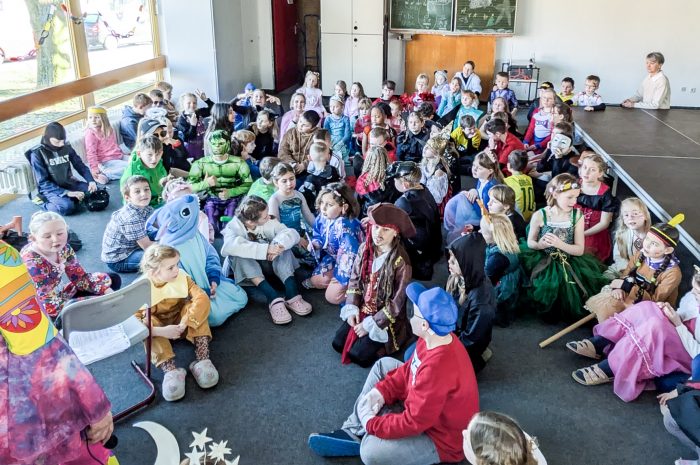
top-left (0, 0), bottom-right (162, 149)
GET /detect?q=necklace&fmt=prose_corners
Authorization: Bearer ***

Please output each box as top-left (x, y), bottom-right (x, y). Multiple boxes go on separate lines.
top-left (632, 232), bottom-right (644, 251)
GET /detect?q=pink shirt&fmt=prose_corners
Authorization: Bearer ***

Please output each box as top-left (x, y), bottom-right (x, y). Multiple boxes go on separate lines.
top-left (84, 127), bottom-right (124, 172)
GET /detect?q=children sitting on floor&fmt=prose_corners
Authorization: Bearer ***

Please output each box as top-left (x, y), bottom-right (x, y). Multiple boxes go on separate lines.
top-left (176, 90), bottom-right (214, 160)
top-left (189, 130), bottom-right (253, 235)
top-left (268, 162), bottom-right (316, 254)
top-left (278, 110), bottom-right (320, 184)
top-left (249, 110), bottom-right (278, 160)
top-left (373, 79), bottom-right (397, 105)
top-left (233, 129), bottom-right (260, 180)
top-left (279, 92), bottom-right (306, 141)
top-left (162, 178), bottom-right (214, 243)
top-left (439, 90), bottom-right (484, 131)
top-left (421, 132), bottom-right (456, 208)
top-left (451, 115), bottom-right (482, 164)
top-left (356, 146), bottom-right (400, 216)
top-left (465, 152), bottom-right (504, 220)
top-left (391, 161), bottom-right (441, 281)
top-left (504, 150), bottom-right (536, 222)
top-left (577, 153), bottom-right (619, 262)
top-left (480, 209), bottom-right (522, 328)
top-left (299, 142), bottom-right (341, 213)
top-left (155, 80), bottom-right (178, 123)
top-left (487, 185), bottom-right (528, 240)
top-left (333, 203), bottom-right (414, 367)
top-left (137, 244), bottom-right (218, 402)
top-left (584, 214), bottom-right (683, 323)
top-left (523, 87), bottom-right (556, 154)
top-left (531, 122), bottom-right (577, 198)
top-left (323, 95), bottom-right (352, 174)
top-left (484, 118), bottom-right (524, 176)
top-left (447, 231), bottom-right (496, 373)
top-left (312, 129), bottom-right (346, 179)
top-left (102, 175), bottom-right (155, 273)
top-left (464, 412), bottom-right (547, 465)
top-left (432, 69), bottom-right (449, 107)
top-left (575, 74), bottom-right (606, 111)
top-left (438, 77), bottom-right (462, 118)
top-left (396, 111), bottom-right (430, 163)
top-left (120, 135), bottom-right (167, 208)
top-left (344, 81), bottom-right (365, 121)
top-left (519, 173), bottom-right (607, 323)
top-left (566, 269), bottom-right (698, 402)
top-left (489, 71), bottom-right (519, 116)
top-left (604, 197), bottom-right (651, 279)
top-left (147, 194), bottom-right (248, 327)
top-left (84, 106), bottom-right (128, 184)
top-left (221, 195), bottom-right (311, 325)
top-left (27, 122), bottom-right (98, 216)
top-left (120, 92), bottom-right (152, 151)
top-left (296, 71), bottom-right (325, 117)
top-left (22, 212), bottom-right (120, 321)
top-left (361, 105), bottom-right (396, 161)
top-left (304, 183), bottom-right (363, 305)
top-left (247, 157), bottom-right (279, 201)
top-left (557, 77), bottom-right (576, 105)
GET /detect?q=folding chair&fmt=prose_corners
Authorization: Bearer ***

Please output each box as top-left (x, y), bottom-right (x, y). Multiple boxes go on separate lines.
top-left (61, 278), bottom-right (155, 422)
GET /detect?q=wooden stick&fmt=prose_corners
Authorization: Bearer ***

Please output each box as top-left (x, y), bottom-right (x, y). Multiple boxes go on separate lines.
top-left (539, 313), bottom-right (596, 348)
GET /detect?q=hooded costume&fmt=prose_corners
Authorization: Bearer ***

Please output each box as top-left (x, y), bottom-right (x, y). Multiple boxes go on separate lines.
top-left (0, 241), bottom-right (112, 465)
top-left (120, 147), bottom-right (168, 208)
top-left (146, 195), bottom-right (248, 327)
top-left (448, 233), bottom-right (496, 373)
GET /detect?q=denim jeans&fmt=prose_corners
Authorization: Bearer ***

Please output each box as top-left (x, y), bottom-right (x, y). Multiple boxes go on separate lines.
top-left (106, 249), bottom-right (144, 273)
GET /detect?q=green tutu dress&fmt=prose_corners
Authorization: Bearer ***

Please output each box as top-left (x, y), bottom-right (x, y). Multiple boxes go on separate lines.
top-left (519, 208), bottom-right (607, 322)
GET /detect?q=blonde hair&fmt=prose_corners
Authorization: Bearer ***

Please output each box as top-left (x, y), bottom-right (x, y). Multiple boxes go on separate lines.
top-left (87, 106), bottom-right (113, 138)
top-left (614, 197), bottom-right (651, 261)
top-left (155, 81), bottom-right (173, 93)
top-left (581, 153), bottom-right (607, 180)
top-left (486, 213), bottom-right (520, 255)
top-left (416, 73), bottom-right (429, 85)
top-left (140, 244), bottom-right (180, 274)
top-left (29, 211), bottom-right (66, 235)
top-left (545, 173), bottom-right (579, 207)
top-left (468, 411), bottom-right (539, 465)
top-left (474, 152), bottom-right (504, 184)
top-left (489, 185), bottom-right (516, 214)
top-left (362, 146), bottom-right (389, 184)
top-left (178, 92), bottom-right (197, 112)
top-left (304, 70), bottom-right (320, 88)
top-left (421, 141), bottom-right (452, 177)
top-left (233, 129), bottom-right (255, 145)
top-left (358, 97), bottom-right (373, 111)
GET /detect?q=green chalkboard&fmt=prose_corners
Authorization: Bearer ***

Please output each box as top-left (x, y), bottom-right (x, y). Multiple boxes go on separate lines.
top-left (454, 0), bottom-right (517, 34)
top-left (390, 0), bottom-right (454, 32)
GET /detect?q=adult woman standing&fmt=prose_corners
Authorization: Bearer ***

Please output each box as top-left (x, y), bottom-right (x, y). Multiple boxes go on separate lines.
top-left (622, 52), bottom-right (671, 110)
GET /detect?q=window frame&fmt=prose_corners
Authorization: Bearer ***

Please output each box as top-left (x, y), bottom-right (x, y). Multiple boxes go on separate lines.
top-left (0, 0), bottom-right (164, 151)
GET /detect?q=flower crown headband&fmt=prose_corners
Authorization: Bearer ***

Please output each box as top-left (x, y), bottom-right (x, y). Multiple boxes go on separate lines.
top-left (549, 181), bottom-right (580, 194)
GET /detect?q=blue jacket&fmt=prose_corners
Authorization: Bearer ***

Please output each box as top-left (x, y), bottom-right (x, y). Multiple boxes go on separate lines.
top-left (119, 105), bottom-right (142, 150)
top-left (26, 143), bottom-right (94, 198)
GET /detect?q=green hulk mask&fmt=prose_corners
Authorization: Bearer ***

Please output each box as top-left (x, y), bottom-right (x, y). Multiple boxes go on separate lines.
top-left (208, 130), bottom-right (231, 161)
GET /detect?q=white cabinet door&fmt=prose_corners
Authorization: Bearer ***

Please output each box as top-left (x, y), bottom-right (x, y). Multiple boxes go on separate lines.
top-left (352, 0), bottom-right (384, 35)
top-left (320, 0), bottom-right (352, 34)
top-left (321, 33), bottom-right (353, 96)
top-left (352, 34), bottom-right (383, 98)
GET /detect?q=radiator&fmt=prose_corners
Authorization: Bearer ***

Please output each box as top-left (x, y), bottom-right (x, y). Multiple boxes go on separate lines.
top-left (0, 156), bottom-right (35, 195)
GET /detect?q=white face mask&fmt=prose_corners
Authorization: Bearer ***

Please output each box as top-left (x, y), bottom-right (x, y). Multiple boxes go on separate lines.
top-left (550, 133), bottom-right (572, 154)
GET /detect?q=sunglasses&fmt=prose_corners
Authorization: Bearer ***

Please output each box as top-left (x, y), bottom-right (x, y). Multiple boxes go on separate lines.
top-left (154, 129), bottom-right (168, 137)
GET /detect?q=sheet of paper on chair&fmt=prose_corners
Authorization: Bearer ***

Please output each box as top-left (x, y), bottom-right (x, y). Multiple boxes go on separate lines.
top-left (69, 324), bottom-right (131, 365)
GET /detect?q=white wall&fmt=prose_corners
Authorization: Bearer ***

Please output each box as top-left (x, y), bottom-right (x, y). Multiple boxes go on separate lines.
top-left (159, 0), bottom-right (275, 103)
top-left (496, 0), bottom-right (700, 107)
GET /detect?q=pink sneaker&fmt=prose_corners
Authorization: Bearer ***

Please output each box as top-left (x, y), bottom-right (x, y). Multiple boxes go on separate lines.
top-left (285, 295), bottom-right (312, 316)
top-left (269, 297), bottom-right (292, 324)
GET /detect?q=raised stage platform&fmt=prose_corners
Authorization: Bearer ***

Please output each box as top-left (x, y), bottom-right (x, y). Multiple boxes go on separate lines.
top-left (575, 106), bottom-right (700, 261)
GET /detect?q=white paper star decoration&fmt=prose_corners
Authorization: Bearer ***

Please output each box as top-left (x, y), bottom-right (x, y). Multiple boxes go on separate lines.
top-left (190, 428), bottom-right (212, 451)
top-left (185, 448), bottom-right (205, 464)
top-left (208, 440), bottom-right (232, 463)
top-left (226, 456), bottom-right (240, 465)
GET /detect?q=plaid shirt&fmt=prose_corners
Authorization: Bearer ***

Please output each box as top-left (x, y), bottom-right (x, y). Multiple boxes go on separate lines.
top-left (101, 202), bottom-right (153, 263)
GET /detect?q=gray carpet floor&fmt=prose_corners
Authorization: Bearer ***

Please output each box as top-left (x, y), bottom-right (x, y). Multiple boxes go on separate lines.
top-left (3, 99), bottom-right (697, 464)
top-left (2, 178), bottom-right (695, 465)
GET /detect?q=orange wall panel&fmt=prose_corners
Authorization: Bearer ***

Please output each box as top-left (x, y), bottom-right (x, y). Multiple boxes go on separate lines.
top-left (405, 35), bottom-right (496, 101)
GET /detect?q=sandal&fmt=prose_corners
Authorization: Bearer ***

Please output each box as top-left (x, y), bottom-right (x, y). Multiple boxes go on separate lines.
top-left (162, 368), bottom-right (187, 401)
top-left (572, 364), bottom-right (613, 386)
top-left (269, 297), bottom-right (292, 324)
top-left (189, 359), bottom-right (219, 389)
top-left (566, 339), bottom-right (601, 360)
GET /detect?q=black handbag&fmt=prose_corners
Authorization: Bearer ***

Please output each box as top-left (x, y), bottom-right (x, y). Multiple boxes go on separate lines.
top-left (85, 188), bottom-right (110, 212)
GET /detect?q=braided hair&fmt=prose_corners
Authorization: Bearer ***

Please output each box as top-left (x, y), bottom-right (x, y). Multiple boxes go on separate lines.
top-left (625, 251), bottom-right (673, 303)
top-left (359, 226), bottom-right (403, 316)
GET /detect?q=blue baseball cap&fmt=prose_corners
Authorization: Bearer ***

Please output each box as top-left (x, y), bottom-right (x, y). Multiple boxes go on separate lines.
top-left (245, 82), bottom-right (256, 91)
top-left (406, 282), bottom-right (458, 336)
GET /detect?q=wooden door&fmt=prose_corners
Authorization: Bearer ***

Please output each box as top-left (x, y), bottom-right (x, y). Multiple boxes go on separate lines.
top-left (405, 35), bottom-right (495, 102)
top-left (272, 0), bottom-right (300, 91)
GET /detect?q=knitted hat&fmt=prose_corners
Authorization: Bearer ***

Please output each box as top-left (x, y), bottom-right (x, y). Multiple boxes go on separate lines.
top-left (406, 282), bottom-right (458, 336)
top-left (649, 213), bottom-right (684, 247)
top-left (367, 203), bottom-right (416, 238)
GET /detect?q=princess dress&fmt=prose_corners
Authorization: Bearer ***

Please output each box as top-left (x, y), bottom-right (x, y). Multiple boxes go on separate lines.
top-left (311, 215), bottom-right (363, 288)
top-left (576, 183), bottom-right (619, 262)
top-left (518, 208), bottom-right (607, 322)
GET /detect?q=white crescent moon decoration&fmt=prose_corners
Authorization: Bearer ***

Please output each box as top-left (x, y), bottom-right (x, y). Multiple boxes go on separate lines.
top-left (133, 421), bottom-right (181, 465)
